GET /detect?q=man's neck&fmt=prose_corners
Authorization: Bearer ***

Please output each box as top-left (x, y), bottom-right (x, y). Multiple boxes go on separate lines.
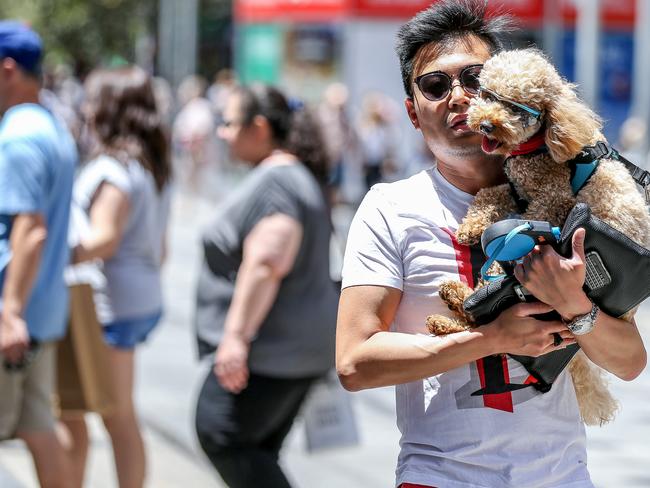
top-left (3, 86), bottom-right (40, 115)
top-left (436, 156), bottom-right (506, 195)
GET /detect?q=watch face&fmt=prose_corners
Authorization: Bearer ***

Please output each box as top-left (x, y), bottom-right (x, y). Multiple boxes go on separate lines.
top-left (569, 316), bottom-right (593, 335)
top-left (567, 305), bottom-right (597, 335)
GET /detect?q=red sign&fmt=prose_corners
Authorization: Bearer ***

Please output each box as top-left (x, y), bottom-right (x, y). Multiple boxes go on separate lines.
top-left (351, 0), bottom-right (543, 23)
top-left (562, 0), bottom-right (635, 28)
top-left (235, 0), bottom-right (636, 27)
top-left (235, 0), bottom-right (348, 23)
top-left (486, 0), bottom-right (544, 23)
top-left (351, 0), bottom-right (434, 18)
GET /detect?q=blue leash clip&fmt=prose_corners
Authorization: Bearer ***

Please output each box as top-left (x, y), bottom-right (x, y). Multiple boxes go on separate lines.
top-left (480, 219), bottom-right (561, 281)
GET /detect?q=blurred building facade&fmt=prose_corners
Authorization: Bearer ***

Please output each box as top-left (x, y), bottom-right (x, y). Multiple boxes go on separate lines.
top-left (156, 0), bottom-right (645, 164)
top-left (228, 0), bottom-right (641, 162)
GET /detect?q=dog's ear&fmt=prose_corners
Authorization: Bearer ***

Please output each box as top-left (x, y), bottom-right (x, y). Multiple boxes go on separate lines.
top-left (544, 84), bottom-right (602, 163)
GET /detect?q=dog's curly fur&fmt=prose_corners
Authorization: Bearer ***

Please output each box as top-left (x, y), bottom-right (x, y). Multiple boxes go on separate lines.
top-left (426, 48), bottom-right (650, 426)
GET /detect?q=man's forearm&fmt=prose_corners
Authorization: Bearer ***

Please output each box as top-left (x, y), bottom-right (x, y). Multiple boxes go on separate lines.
top-left (2, 214), bottom-right (46, 316)
top-left (338, 328), bottom-right (498, 391)
top-left (576, 313), bottom-right (647, 381)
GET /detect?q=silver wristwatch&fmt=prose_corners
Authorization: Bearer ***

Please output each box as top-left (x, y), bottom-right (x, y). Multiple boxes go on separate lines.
top-left (565, 301), bottom-right (599, 335)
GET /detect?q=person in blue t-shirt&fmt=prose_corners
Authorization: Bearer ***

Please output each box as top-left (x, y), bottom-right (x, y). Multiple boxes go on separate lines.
top-left (0, 21), bottom-right (77, 488)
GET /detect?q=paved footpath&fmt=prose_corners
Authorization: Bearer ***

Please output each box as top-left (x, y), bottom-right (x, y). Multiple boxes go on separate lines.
top-left (1, 191), bottom-right (649, 487)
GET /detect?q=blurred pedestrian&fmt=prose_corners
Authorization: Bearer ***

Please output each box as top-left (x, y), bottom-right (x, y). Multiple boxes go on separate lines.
top-left (151, 75), bottom-right (175, 128)
top-left (194, 84), bottom-right (337, 488)
top-left (0, 21), bottom-right (77, 488)
top-left (60, 65), bottom-right (172, 488)
top-left (207, 68), bottom-right (239, 179)
top-left (317, 82), bottom-right (358, 205)
top-left (207, 68), bottom-right (237, 121)
top-left (336, 1), bottom-right (646, 487)
top-left (40, 65), bottom-right (83, 142)
top-left (172, 74), bottom-right (217, 195)
top-left (52, 63), bottom-right (84, 117)
top-left (617, 116), bottom-right (649, 170)
top-left (357, 91), bottom-right (399, 190)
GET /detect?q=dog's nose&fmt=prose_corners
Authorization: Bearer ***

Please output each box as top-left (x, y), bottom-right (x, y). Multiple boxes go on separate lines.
top-left (480, 121), bottom-right (494, 134)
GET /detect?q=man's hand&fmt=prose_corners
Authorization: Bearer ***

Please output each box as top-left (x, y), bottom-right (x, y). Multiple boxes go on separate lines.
top-left (514, 227), bottom-right (592, 321)
top-left (213, 332), bottom-right (250, 394)
top-left (1, 212), bottom-right (45, 365)
top-left (0, 312), bottom-right (30, 364)
top-left (486, 302), bottom-right (576, 357)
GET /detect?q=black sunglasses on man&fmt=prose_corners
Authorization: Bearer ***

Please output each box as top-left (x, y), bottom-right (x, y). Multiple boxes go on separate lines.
top-left (414, 64), bottom-right (483, 101)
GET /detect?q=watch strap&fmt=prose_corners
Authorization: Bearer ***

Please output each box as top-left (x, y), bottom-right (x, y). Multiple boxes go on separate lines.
top-left (565, 301), bottom-right (599, 335)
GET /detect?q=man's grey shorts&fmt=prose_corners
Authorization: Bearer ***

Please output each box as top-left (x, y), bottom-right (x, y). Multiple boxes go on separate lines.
top-left (0, 342), bottom-right (57, 439)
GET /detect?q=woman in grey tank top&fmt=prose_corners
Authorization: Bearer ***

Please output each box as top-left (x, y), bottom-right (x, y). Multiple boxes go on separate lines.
top-left (194, 84), bottom-right (338, 488)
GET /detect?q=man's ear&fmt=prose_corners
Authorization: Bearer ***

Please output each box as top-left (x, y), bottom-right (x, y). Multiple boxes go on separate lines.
top-left (404, 97), bottom-right (420, 130)
top-left (1, 58), bottom-right (17, 80)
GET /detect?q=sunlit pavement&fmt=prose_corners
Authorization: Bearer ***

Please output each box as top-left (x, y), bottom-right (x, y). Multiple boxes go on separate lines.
top-left (1, 185), bottom-right (648, 487)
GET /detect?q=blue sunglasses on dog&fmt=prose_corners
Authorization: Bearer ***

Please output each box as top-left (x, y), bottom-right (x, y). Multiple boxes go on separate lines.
top-left (479, 86), bottom-right (542, 126)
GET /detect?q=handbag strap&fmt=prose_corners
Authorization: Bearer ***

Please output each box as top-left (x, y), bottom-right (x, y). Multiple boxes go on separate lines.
top-left (613, 151), bottom-right (650, 205)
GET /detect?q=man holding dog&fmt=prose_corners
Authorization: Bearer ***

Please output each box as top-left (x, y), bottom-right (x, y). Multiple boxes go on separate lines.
top-left (0, 21), bottom-right (77, 487)
top-left (335, 1), bottom-right (646, 487)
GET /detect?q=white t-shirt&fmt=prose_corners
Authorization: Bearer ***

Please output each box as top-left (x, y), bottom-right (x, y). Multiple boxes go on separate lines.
top-left (342, 167), bottom-right (593, 488)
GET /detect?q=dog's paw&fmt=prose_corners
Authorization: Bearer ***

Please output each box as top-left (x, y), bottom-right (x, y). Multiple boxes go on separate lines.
top-left (456, 223), bottom-right (483, 245)
top-left (439, 281), bottom-right (474, 313)
top-left (426, 314), bottom-right (471, 336)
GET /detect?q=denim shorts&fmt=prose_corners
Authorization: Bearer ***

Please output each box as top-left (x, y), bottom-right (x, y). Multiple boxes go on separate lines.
top-left (102, 311), bottom-right (162, 350)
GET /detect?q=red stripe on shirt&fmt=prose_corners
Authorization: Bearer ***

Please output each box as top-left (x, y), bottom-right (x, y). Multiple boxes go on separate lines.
top-left (441, 229), bottom-right (514, 413)
top-left (476, 357), bottom-right (514, 413)
top-left (440, 228), bottom-right (474, 288)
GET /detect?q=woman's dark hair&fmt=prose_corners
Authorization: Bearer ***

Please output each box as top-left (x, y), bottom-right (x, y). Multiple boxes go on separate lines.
top-left (396, 0), bottom-right (515, 99)
top-left (84, 66), bottom-right (171, 192)
top-left (236, 84), bottom-right (329, 184)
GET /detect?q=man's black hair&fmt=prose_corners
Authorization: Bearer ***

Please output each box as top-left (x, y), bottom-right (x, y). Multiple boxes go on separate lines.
top-left (396, 0), bottom-right (515, 99)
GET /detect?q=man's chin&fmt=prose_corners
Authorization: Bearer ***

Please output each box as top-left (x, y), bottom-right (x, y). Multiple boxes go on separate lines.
top-left (451, 130), bottom-right (482, 147)
top-left (450, 127), bottom-right (481, 140)
top-left (443, 140), bottom-right (482, 157)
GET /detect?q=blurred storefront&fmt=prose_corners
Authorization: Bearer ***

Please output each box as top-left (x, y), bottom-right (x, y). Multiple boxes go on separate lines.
top-left (234, 0), bottom-right (346, 100)
top-left (562, 0), bottom-right (636, 141)
top-left (233, 0), bottom-right (637, 158)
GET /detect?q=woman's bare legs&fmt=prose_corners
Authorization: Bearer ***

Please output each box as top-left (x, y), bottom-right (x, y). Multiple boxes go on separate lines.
top-left (58, 414), bottom-right (89, 488)
top-left (102, 347), bottom-right (146, 488)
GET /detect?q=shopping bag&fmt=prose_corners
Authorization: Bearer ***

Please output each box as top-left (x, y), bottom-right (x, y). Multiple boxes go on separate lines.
top-left (302, 371), bottom-right (359, 452)
top-left (56, 283), bottom-right (115, 416)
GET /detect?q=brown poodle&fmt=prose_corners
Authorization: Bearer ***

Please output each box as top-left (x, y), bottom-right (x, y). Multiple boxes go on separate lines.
top-left (426, 48), bottom-right (650, 426)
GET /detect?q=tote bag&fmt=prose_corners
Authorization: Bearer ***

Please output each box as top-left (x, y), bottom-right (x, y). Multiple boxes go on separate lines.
top-left (57, 283), bottom-right (115, 416)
